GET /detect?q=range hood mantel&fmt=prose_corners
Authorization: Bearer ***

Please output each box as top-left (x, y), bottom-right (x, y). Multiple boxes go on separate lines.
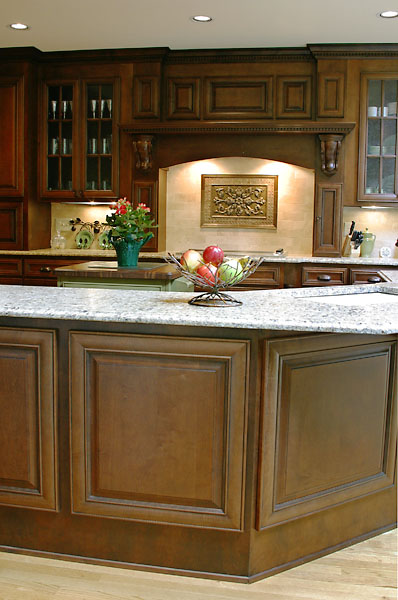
top-left (121, 121), bottom-right (355, 175)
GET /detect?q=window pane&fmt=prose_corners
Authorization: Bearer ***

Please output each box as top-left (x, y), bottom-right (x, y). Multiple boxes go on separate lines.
top-left (367, 119), bottom-right (381, 154)
top-left (381, 157), bottom-right (396, 194)
top-left (366, 157), bottom-right (380, 193)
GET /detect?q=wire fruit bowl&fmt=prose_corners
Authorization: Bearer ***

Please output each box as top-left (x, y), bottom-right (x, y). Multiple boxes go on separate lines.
top-left (165, 253), bottom-right (264, 306)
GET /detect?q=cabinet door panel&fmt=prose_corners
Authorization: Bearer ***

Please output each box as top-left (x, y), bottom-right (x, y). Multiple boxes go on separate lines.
top-left (317, 73), bottom-right (345, 118)
top-left (313, 183), bottom-right (342, 256)
top-left (0, 78), bottom-right (24, 196)
top-left (204, 77), bottom-right (273, 119)
top-left (0, 202), bottom-right (23, 249)
top-left (258, 334), bottom-right (397, 530)
top-left (70, 332), bottom-right (249, 530)
top-left (0, 328), bottom-right (57, 510)
top-left (276, 76), bottom-right (312, 119)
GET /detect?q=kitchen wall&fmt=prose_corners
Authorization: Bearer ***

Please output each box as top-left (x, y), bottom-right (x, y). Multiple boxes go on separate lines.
top-left (343, 207), bottom-right (398, 258)
top-left (164, 157), bottom-right (315, 255)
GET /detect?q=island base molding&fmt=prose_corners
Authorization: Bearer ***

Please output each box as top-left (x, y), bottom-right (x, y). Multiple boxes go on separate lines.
top-left (0, 318), bottom-right (396, 582)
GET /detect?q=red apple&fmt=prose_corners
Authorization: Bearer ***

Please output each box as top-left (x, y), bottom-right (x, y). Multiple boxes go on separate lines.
top-left (180, 249), bottom-right (202, 273)
top-left (196, 263), bottom-right (216, 285)
top-left (203, 245), bottom-right (224, 266)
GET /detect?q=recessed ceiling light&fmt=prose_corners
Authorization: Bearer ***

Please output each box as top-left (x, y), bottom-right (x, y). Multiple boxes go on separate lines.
top-left (379, 10), bottom-right (398, 17)
top-left (191, 15), bottom-right (212, 22)
top-left (8, 22), bottom-right (30, 30)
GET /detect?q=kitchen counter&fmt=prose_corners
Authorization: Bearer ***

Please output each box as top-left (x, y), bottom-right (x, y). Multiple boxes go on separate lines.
top-left (0, 282), bottom-right (396, 582)
top-left (0, 281), bottom-right (397, 334)
top-left (1, 247), bottom-right (398, 266)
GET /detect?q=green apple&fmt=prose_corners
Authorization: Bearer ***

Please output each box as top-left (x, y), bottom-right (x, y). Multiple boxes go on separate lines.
top-left (217, 259), bottom-right (243, 284)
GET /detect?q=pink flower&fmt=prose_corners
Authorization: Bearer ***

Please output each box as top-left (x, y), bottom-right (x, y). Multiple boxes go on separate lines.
top-left (138, 202), bottom-right (151, 212)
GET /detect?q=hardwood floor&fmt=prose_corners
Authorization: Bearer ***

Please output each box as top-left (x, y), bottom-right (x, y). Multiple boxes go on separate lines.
top-left (0, 529), bottom-right (396, 599)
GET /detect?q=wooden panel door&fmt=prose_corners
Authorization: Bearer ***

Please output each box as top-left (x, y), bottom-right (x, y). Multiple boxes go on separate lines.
top-left (257, 333), bottom-right (397, 530)
top-left (0, 202), bottom-right (23, 249)
top-left (276, 76), bottom-right (312, 119)
top-left (0, 77), bottom-right (24, 197)
top-left (317, 73), bottom-right (345, 118)
top-left (167, 77), bottom-right (200, 120)
top-left (204, 77), bottom-right (273, 119)
top-left (70, 332), bottom-right (249, 530)
top-left (0, 328), bottom-right (57, 510)
top-left (132, 76), bottom-right (160, 119)
top-left (313, 183), bottom-right (342, 256)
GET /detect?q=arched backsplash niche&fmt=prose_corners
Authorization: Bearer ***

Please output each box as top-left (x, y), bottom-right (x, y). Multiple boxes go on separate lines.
top-left (161, 157), bottom-right (315, 255)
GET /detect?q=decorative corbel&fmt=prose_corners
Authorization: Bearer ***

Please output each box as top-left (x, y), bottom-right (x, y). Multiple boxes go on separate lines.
top-left (132, 135), bottom-right (154, 172)
top-left (319, 134), bottom-right (343, 176)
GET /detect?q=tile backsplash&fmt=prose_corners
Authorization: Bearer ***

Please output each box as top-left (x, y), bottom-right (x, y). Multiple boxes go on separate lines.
top-left (51, 204), bottom-right (112, 250)
top-left (343, 207), bottom-right (398, 258)
top-left (164, 157), bottom-right (315, 255)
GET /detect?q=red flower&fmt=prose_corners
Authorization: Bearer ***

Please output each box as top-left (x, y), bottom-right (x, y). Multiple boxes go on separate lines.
top-left (115, 204), bottom-right (127, 215)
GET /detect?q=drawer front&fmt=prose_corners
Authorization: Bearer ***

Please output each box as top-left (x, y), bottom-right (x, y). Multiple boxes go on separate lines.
top-left (0, 257), bottom-right (22, 277)
top-left (231, 265), bottom-right (283, 290)
top-left (302, 266), bottom-right (348, 286)
top-left (24, 258), bottom-right (84, 279)
top-left (350, 269), bottom-right (388, 285)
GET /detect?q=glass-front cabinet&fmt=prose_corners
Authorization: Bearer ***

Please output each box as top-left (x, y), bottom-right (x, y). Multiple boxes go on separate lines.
top-left (358, 74), bottom-right (398, 202)
top-left (41, 78), bottom-right (119, 200)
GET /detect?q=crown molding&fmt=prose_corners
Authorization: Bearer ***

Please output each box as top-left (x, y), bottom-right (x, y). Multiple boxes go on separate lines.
top-left (120, 121), bottom-right (356, 136)
top-left (308, 43), bottom-right (398, 59)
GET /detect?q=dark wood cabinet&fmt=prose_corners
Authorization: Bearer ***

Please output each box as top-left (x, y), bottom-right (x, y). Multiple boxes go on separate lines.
top-left (302, 265), bottom-right (348, 286)
top-left (0, 327), bottom-right (57, 510)
top-left (358, 73), bottom-right (398, 203)
top-left (0, 316), bottom-right (395, 581)
top-left (40, 77), bottom-right (120, 201)
top-left (0, 77), bottom-right (24, 197)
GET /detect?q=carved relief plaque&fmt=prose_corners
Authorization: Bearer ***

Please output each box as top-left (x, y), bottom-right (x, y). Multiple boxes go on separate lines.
top-left (201, 174), bottom-right (278, 229)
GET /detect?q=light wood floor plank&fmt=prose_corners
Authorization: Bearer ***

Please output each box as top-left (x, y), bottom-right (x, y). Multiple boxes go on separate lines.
top-left (0, 530), bottom-right (396, 600)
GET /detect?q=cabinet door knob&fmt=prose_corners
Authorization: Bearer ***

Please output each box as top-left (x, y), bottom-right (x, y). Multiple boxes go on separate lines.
top-left (39, 266), bottom-right (52, 273)
top-left (317, 274), bottom-right (331, 281)
top-left (367, 276), bottom-right (381, 283)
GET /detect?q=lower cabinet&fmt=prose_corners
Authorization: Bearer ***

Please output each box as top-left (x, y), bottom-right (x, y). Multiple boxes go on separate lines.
top-left (0, 257), bottom-right (23, 285)
top-left (302, 265), bottom-right (348, 286)
top-left (69, 332), bottom-right (249, 531)
top-left (350, 268), bottom-right (388, 284)
top-left (0, 321), bottom-right (396, 581)
top-left (0, 327), bottom-right (57, 510)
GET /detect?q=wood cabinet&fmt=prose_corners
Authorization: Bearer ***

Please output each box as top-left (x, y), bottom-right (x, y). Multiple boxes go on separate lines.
top-left (0, 257), bottom-right (23, 285)
top-left (302, 265), bottom-right (349, 286)
top-left (232, 263), bottom-right (284, 290)
top-left (0, 327), bottom-right (57, 510)
top-left (0, 76), bottom-right (24, 197)
top-left (23, 257), bottom-right (86, 285)
top-left (358, 73), bottom-right (398, 203)
top-left (0, 315), bottom-right (395, 581)
top-left (40, 77), bottom-right (120, 201)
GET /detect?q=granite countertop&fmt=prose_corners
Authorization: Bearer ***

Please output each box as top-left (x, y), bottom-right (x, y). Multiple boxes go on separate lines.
top-left (0, 282), bottom-right (397, 335)
top-left (1, 248), bottom-right (398, 266)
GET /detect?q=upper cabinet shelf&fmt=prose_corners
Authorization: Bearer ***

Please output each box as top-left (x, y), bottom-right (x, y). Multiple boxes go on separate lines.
top-left (40, 77), bottom-right (120, 202)
top-left (358, 74), bottom-right (398, 203)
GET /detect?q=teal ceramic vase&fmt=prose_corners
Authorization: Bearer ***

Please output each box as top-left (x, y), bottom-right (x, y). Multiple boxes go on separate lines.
top-left (109, 233), bottom-right (153, 268)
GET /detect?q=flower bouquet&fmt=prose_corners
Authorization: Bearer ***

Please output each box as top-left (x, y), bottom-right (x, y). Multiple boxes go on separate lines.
top-left (106, 198), bottom-right (156, 267)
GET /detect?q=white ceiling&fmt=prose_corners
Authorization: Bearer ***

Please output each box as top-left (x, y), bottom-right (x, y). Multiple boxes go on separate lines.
top-left (1, 0), bottom-right (398, 53)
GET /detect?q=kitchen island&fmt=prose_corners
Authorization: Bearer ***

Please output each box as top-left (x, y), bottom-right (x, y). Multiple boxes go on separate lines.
top-left (0, 283), bottom-right (396, 582)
